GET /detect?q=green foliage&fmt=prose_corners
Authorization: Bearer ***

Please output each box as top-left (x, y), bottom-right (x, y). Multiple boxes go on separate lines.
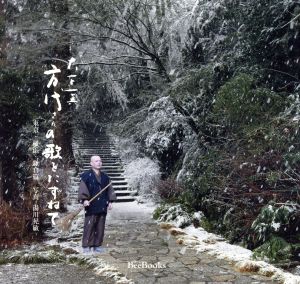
top-left (0, 249), bottom-right (66, 264)
top-left (180, 148), bottom-right (226, 210)
top-left (265, 171), bottom-right (281, 187)
top-left (0, 67), bottom-right (44, 130)
top-left (169, 67), bottom-right (214, 106)
top-left (253, 235), bottom-right (292, 263)
top-left (251, 203), bottom-right (296, 244)
top-left (283, 152), bottom-right (300, 168)
top-left (199, 216), bottom-right (216, 233)
top-left (241, 0), bottom-right (300, 92)
top-left (213, 73), bottom-right (285, 132)
top-left (152, 203), bottom-right (193, 228)
top-left (168, 67), bottom-right (218, 134)
top-left (153, 204), bottom-right (167, 220)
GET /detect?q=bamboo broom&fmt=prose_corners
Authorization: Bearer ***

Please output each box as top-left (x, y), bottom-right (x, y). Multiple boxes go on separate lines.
top-left (56, 182), bottom-right (112, 232)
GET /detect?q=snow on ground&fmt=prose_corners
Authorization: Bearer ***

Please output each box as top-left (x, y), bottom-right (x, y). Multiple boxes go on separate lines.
top-left (106, 200), bottom-right (157, 223)
top-left (157, 221), bottom-right (300, 284)
top-left (183, 225), bottom-right (252, 261)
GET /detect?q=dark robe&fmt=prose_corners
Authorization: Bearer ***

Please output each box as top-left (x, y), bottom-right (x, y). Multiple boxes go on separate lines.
top-left (77, 169), bottom-right (117, 215)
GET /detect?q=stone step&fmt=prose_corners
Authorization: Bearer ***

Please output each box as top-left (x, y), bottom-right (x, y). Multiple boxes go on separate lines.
top-left (79, 154), bottom-right (119, 157)
top-left (78, 151), bottom-right (117, 153)
top-left (79, 165), bottom-right (123, 169)
top-left (71, 178), bottom-right (128, 186)
top-left (77, 151), bottom-right (116, 153)
top-left (77, 148), bottom-right (117, 150)
top-left (79, 172), bottom-right (124, 177)
top-left (108, 176), bottom-right (129, 181)
top-left (76, 140), bottom-right (110, 143)
top-left (80, 160), bottom-right (121, 163)
top-left (69, 184), bottom-right (130, 191)
top-left (70, 174), bottom-right (128, 180)
top-left (74, 148), bottom-right (115, 151)
top-left (73, 138), bottom-right (110, 140)
top-left (67, 190), bottom-right (136, 197)
top-left (75, 148), bottom-right (115, 151)
top-left (80, 158), bottom-right (119, 161)
top-left (70, 183), bottom-right (129, 189)
top-left (68, 195), bottom-right (136, 203)
top-left (82, 163), bottom-right (121, 166)
top-left (73, 141), bottom-right (113, 143)
top-left (105, 173), bottom-right (125, 177)
top-left (70, 179), bottom-right (129, 189)
top-left (75, 148), bottom-right (116, 151)
top-left (73, 139), bottom-right (111, 142)
top-left (112, 181), bottom-right (129, 185)
top-left (79, 156), bottom-right (119, 159)
top-left (75, 146), bottom-right (114, 148)
top-left (82, 165), bottom-right (122, 169)
top-left (114, 196), bottom-right (136, 202)
top-left (82, 159), bottom-right (119, 162)
top-left (80, 169), bottom-right (125, 174)
top-left (74, 145), bottom-right (114, 148)
top-left (79, 158), bottom-right (117, 161)
top-left (80, 161), bottom-right (121, 164)
top-left (115, 190), bottom-right (137, 196)
top-left (76, 152), bottom-right (116, 155)
top-left (111, 184), bottom-right (129, 189)
top-left (80, 167), bottom-right (124, 172)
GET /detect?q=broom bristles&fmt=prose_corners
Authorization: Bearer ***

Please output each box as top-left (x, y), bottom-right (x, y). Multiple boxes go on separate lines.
top-left (56, 207), bottom-right (82, 232)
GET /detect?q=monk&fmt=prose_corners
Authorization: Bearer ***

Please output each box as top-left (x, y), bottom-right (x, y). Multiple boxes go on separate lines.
top-left (78, 155), bottom-right (117, 253)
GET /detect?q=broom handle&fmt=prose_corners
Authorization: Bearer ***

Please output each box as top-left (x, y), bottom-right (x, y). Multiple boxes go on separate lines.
top-left (88, 182), bottom-right (113, 203)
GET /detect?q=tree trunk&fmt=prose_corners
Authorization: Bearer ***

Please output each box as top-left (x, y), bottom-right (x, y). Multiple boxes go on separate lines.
top-left (0, 0), bottom-right (7, 66)
top-left (49, 0), bottom-right (75, 166)
top-left (0, 161), bottom-right (3, 204)
top-left (0, 0), bottom-right (6, 204)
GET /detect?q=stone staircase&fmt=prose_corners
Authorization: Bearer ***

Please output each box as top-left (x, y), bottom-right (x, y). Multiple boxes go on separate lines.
top-left (68, 126), bottom-right (137, 204)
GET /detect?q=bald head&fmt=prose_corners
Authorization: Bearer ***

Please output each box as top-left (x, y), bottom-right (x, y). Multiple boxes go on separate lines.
top-left (90, 155), bottom-right (102, 170)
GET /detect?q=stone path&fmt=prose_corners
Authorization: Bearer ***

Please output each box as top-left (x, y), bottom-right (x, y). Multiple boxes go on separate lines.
top-left (40, 199), bottom-right (279, 284)
top-left (1, 263), bottom-right (115, 284)
top-left (86, 202), bottom-right (279, 284)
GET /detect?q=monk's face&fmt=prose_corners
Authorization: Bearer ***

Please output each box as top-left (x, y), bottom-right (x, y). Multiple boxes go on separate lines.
top-left (90, 156), bottom-right (102, 170)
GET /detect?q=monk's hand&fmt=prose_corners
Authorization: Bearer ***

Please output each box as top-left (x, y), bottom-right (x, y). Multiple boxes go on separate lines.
top-left (83, 200), bottom-right (90, 207)
top-left (108, 202), bottom-right (113, 210)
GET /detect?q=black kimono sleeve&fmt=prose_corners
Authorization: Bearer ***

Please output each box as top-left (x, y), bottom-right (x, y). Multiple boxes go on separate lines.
top-left (78, 180), bottom-right (91, 204)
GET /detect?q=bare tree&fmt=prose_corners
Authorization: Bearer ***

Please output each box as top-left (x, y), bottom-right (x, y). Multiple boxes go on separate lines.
top-left (21, 0), bottom-right (171, 83)
top-left (0, 0), bottom-right (6, 204)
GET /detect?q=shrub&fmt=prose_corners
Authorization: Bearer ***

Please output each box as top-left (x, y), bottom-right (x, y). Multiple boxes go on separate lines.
top-left (152, 203), bottom-right (192, 228)
top-left (213, 73), bottom-right (285, 132)
top-left (154, 178), bottom-right (185, 201)
top-left (253, 235), bottom-right (292, 263)
top-left (251, 203), bottom-right (297, 244)
top-left (0, 202), bottom-right (28, 247)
